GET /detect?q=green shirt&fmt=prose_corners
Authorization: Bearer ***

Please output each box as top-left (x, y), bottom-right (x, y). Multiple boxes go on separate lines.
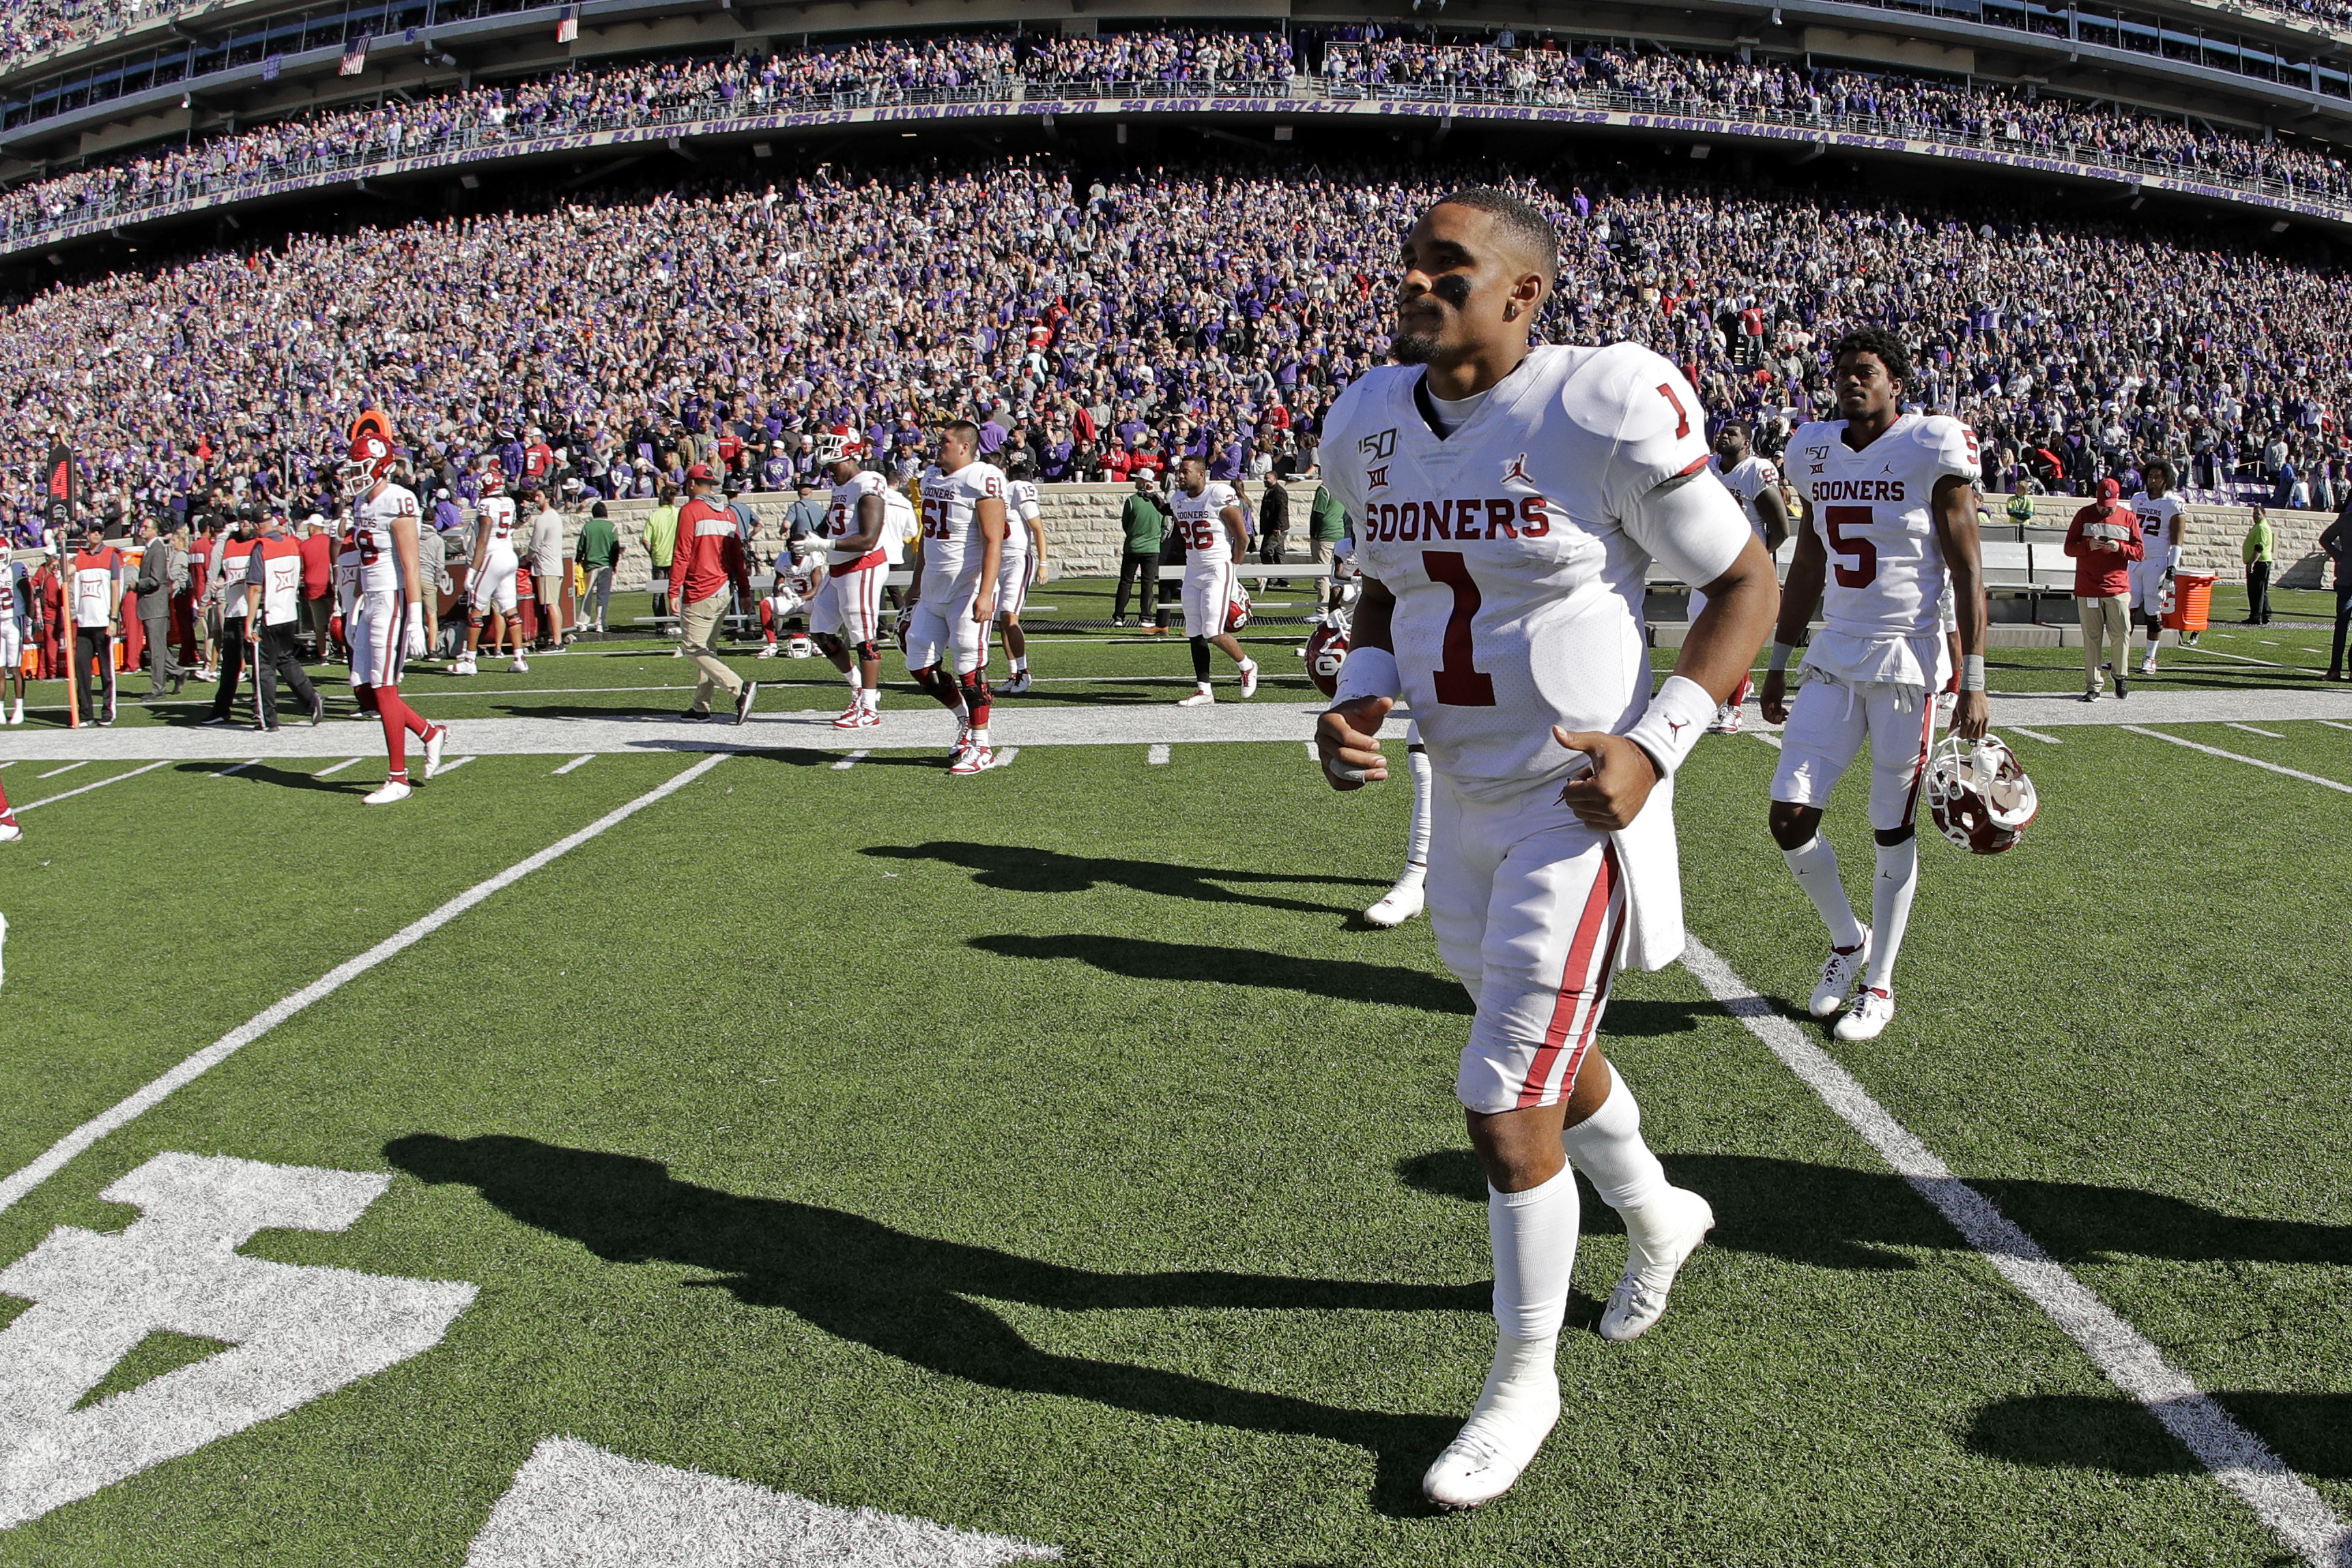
top-left (576, 513), bottom-right (620, 570)
top-left (1121, 493), bottom-right (1166, 555)
top-left (2244, 517), bottom-right (2274, 565)
top-left (1309, 484), bottom-right (1349, 542)
top-left (644, 504), bottom-right (678, 568)
top-left (2004, 493), bottom-right (2036, 527)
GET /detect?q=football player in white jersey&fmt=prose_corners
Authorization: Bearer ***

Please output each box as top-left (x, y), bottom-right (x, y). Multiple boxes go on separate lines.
top-left (996, 454), bottom-right (1047, 695)
top-left (0, 548), bottom-right (29, 725)
top-left (1760, 326), bottom-right (1990, 1043)
top-left (2127, 460), bottom-right (2185, 676)
top-left (455, 469), bottom-right (525, 676)
top-left (1697, 421), bottom-right (1789, 734)
top-left (908, 420), bottom-right (1007, 774)
top-left (809, 426), bottom-right (891, 729)
top-left (338, 414), bottom-right (450, 804)
top-left (1168, 454), bottom-right (1261, 705)
top-left (1316, 188), bottom-right (1779, 1511)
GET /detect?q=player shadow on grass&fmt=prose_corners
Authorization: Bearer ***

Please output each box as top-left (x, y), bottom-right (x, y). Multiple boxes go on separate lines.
top-left (1965, 1391), bottom-right (2352, 1481)
top-left (171, 761), bottom-right (367, 794)
top-left (384, 1133), bottom-right (1473, 1515)
top-left (869, 843), bottom-right (1385, 916)
top-left (971, 933), bottom-right (1474, 1015)
top-left (1394, 1151), bottom-right (2352, 1273)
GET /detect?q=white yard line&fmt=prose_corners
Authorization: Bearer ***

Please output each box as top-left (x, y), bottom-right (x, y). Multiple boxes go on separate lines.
top-left (212, 759), bottom-right (259, 779)
top-left (15, 761), bottom-right (171, 811)
top-left (433, 756), bottom-right (476, 778)
top-left (1147, 744), bottom-right (1171, 765)
top-left (2007, 725), bottom-right (2063, 744)
top-left (35, 761), bottom-right (87, 779)
top-left (2226, 723), bottom-right (2286, 738)
top-left (2324, 721), bottom-right (2352, 733)
top-left (2123, 726), bottom-right (2352, 795)
top-left (1751, 731), bottom-right (1784, 750)
top-left (0, 754), bottom-right (730, 1219)
top-left (1680, 939), bottom-right (2352, 1568)
top-left (1302, 740), bottom-right (1318, 761)
top-left (830, 750), bottom-right (867, 771)
top-left (314, 757), bottom-right (362, 776)
top-left (993, 746), bottom-right (1020, 768)
top-left (552, 753), bottom-right (595, 774)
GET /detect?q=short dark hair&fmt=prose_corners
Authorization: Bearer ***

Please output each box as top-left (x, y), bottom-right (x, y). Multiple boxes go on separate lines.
top-left (945, 418), bottom-right (981, 442)
top-left (1831, 327), bottom-right (1913, 390)
top-left (1431, 186), bottom-right (1558, 284)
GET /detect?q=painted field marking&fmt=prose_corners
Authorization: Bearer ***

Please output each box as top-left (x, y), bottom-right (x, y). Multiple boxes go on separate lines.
top-left (35, 762), bottom-right (86, 779)
top-left (1681, 939), bottom-right (2352, 1568)
top-left (16, 761), bottom-right (171, 813)
top-left (2324, 721), bottom-right (2352, 733)
top-left (1751, 731), bottom-right (1784, 750)
top-left (831, 751), bottom-right (867, 771)
top-left (314, 757), bottom-right (362, 776)
top-left (1147, 744), bottom-right (1171, 765)
top-left (2007, 725), bottom-right (2063, 744)
top-left (0, 761), bottom-right (12, 769)
top-left (1302, 740), bottom-right (1318, 761)
top-left (2123, 725), bottom-right (2352, 795)
top-left (0, 754), bottom-right (730, 1219)
top-left (552, 754), bottom-right (595, 774)
top-left (2226, 723), bottom-right (2286, 738)
top-left (433, 756), bottom-right (476, 778)
top-left (993, 747), bottom-right (1020, 768)
top-left (212, 759), bottom-right (259, 779)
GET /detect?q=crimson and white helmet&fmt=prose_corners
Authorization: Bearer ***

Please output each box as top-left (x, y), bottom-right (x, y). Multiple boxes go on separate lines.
top-left (1305, 617), bottom-right (1351, 699)
top-left (338, 409), bottom-right (400, 499)
top-left (1227, 583), bottom-right (1252, 633)
top-left (814, 425), bottom-right (866, 466)
top-left (1926, 734), bottom-right (2039, 854)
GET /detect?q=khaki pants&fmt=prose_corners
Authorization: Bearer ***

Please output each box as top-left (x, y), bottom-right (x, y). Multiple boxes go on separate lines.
top-left (2079, 593), bottom-right (2130, 692)
top-left (680, 591), bottom-right (743, 710)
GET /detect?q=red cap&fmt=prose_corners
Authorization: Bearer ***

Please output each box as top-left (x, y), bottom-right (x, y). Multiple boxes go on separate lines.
top-left (685, 463), bottom-right (715, 484)
top-left (2096, 478), bottom-right (2121, 501)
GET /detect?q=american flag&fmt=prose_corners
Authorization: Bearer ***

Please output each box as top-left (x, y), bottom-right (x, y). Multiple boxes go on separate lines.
top-left (339, 44), bottom-right (367, 76)
top-left (556, 5), bottom-right (578, 43)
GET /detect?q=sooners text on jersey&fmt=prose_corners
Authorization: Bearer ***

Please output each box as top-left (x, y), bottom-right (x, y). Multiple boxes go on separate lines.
top-left (917, 461), bottom-right (1006, 599)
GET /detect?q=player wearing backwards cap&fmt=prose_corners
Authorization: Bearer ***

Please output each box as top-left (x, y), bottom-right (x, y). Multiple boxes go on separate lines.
top-left (810, 425), bottom-right (891, 729)
top-left (1317, 186), bottom-right (1779, 1510)
top-left (340, 414), bottom-right (450, 804)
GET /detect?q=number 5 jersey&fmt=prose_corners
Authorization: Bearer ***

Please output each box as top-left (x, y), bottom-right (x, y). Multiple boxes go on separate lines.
top-left (1787, 412), bottom-right (1981, 691)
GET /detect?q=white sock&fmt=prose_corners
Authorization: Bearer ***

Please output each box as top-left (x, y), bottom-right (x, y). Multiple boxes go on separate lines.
top-left (972, 726), bottom-right (990, 747)
top-left (1783, 836), bottom-right (1864, 948)
top-left (1864, 837), bottom-right (1920, 993)
top-left (1238, 656), bottom-right (1257, 676)
top-left (1488, 1165), bottom-right (1580, 1342)
top-left (859, 686), bottom-right (878, 712)
top-left (1561, 1068), bottom-right (1669, 1214)
top-left (1405, 746), bottom-right (1433, 869)
top-left (1011, 656), bottom-right (1028, 675)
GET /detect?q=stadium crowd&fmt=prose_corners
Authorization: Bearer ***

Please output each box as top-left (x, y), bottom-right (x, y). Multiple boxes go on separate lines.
top-left (4, 29), bottom-right (2351, 248)
top-left (0, 151), bottom-right (2345, 550)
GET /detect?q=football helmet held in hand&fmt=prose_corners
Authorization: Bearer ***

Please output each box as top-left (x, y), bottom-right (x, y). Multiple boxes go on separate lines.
top-left (1927, 734), bottom-right (2038, 854)
top-left (1227, 583), bottom-right (1253, 632)
top-left (1305, 619), bottom-right (1351, 699)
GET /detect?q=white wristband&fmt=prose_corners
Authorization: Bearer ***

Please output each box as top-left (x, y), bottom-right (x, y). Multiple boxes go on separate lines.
top-left (1960, 654), bottom-right (1986, 693)
top-left (1622, 673), bottom-right (1715, 781)
top-left (405, 602), bottom-right (425, 633)
top-left (1330, 644), bottom-right (1401, 707)
top-left (1768, 640), bottom-right (1799, 673)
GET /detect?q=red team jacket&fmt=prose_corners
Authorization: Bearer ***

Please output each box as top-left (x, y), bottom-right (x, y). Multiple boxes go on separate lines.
top-left (672, 497), bottom-right (751, 607)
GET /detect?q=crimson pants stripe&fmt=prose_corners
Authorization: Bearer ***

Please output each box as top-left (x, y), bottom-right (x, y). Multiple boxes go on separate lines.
top-left (1516, 843), bottom-right (1621, 1109)
top-left (1899, 689), bottom-right (1939, 825)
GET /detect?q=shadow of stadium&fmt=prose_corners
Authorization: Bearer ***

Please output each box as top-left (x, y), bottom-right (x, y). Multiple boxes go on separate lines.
top-left (1966, 1392), bottom-right (2352, 1480)
top-left (384, 1133), bottom-right (1477, 1516)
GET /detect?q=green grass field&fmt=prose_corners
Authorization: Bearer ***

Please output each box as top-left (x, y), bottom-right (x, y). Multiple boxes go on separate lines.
top-left (1, 579), bottom-right (2348, 1565)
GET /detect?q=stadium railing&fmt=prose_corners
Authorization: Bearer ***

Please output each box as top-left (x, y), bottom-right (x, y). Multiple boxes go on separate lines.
top-left (8, 68), bottom-right (2350, 258)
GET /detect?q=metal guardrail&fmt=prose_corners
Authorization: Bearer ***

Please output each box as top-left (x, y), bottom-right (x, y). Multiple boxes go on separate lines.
top-left (5, 71), bottom-right (2347, 257)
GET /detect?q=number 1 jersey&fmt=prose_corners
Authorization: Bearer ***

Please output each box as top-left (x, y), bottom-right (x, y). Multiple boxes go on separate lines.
top-left (1788, 413), bottom-right (1979, 686)
top-left (1320, 343), bottom-right (1748, 803)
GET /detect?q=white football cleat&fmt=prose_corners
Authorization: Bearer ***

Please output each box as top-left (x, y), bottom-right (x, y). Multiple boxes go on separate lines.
top-left (1808, 927), bottom-right (1873, 1017)
top-left (0, 820), bottom-right (21, 843)
top-left (756, 643), bottom-right (777, 659)
top-left (1362, 870), bottom-right (1426, 927)
top-left (1598, 1187), bottom-right (1716, 1342)
top-left (450, 658), bottom-right (476, 677)
top-left (831, 703), bottom-right (866, 729)
top-left (422, 725), bottom-right (450, 781)
top-left (363, 779), bottom-right (414, 806)
top-left (509, 656), bottom-right (530, 674)
top-left (1176, 684), bottom-right (1215, 707)
top-left (1238, 658), bottom-right (1259, 699)
top-left (5, 699), bottom-right (18, 725)
top-left (1421, 1334), bottom-right (1561, 1511)
top-left (2138, 657), bottom-right (2158, 676)
top-left (947, 744), bottom-right (995, 776)
top-left (1705, 701), bottom-right (1742, 735)
top-left (1834, 986), bottom-right (1896, 1042)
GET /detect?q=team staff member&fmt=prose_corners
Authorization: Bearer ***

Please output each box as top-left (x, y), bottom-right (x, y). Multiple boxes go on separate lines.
top-left (68, 523), bottom-right (126, 725)
top-left (577, 501), bottom-right (620, 635)
top-left (1, 545), bottom-right (31, 724)
top-left (672, 464), bottom-right (758, 725)
top-left (526, 485), bottom-right (568, 649)
top-left (2323, 502), bottom-right (2352, 682)
top-left (245, 510), bottom-right (324, 729)
top-left (132, 515), bottom-right (185, 699)
top-left (646, 482), bottom-right (680, 627)
top-left (2064, 477), bottom-right (2141, 701)
top-left (298, 515), bottom-right (335, 660)
top-left (1308, 480), bottom-right (1349, 620)
top-left (2242, 505), bottom-right (2274, 626)
top-left (1111, 470), bottom-right (1166, 628)
top-left (203, 512), bottom-right (257, 724)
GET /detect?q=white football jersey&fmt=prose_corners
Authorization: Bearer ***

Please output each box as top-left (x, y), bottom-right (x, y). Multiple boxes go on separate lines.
top-left (2131, 491), bottom-right (2183, 568)
top-left (1788, 413), bottom-right (1980, 684)
top-left (1711, 453), bottom-right (1781, 541)
top-left (354, 482), bottom-right (421, 594)
top-left (917, 460), bottom-right (1006, 597)
top-left (827, 469), bottom-right (889, 564)
top-left (880, 487), bottom-right (916, 564)
top-left (1321, 343), bottom-right (1746, 802)
top-left (1004, 478), bottom-right (1040, 559)
top-left (1170, 481), bottom-right (1244, 566)
top-left (478, 494), bottom-right (519, 555)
